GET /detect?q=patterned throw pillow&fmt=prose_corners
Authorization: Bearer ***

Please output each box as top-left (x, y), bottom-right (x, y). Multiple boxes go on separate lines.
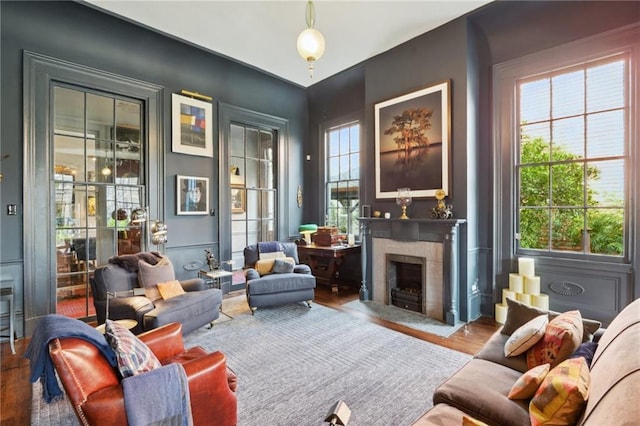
top-left (504, 314), bottom-right (548, 357)
top-left (462, 416), bottom-right (489, 426)
top-left (156, 280), bottom-right (185, 300)
top-left (138, 256), bottom-right (175, 301)
top-left (526, 310), bottom-right (583, 369)
top-left (104, 319), bottom-right (161, 378)
top-left (529, 357), bottom-right (590, 426)
top-left (508, 363), bottom-right (551, 400)
top-left (272, 257), bottom-right (295, 274)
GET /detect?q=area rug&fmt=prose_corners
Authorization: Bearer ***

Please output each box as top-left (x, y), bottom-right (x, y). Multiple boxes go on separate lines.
top-left (343, 299), bottom-right (465, 338)
top-left (32, 302), bottom-right (471, 426)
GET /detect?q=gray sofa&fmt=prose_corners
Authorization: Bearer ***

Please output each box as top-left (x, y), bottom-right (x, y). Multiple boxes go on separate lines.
top-left (412, 297), bottom-right (640, 425)
top-left (243, 242), bottom-right (316, 313)
top-left (91, 253), bottom-right (222, 335)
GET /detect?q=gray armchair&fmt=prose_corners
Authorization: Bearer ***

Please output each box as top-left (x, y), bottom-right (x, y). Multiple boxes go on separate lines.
top-left (91, 252), bottom-right (222, 334)
top-left (243, 242), bottom-right (316, 313)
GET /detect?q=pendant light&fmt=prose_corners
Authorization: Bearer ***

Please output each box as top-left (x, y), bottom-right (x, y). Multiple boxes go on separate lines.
top-left (297, 1), bottom-right (325, 78)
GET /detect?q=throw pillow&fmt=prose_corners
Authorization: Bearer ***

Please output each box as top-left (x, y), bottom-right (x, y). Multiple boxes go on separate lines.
top-left (508, 363), bottom-right (550, 400)
top-left (104, 319), bottom-right (161, 378)
top-left (255, 259), bottom-right (276, 275)
top-left (529, 357), bottom-right (590, 426)
top-left (501, 297), bottom-right (549, 336)
top-left (138, 256), bottom-right (175, 302)
top-left (527, 310), bottom-right (583, 369)
top-left (504, 314), bottom-right (548, 357)
top-left (258, 251), bottom-right (285, 260)
top-left (156, 280), bottom-right (185, 300)
top-left (462, 415), bottom-right (489, 426)
top-left (272, 257), bottom-right (296, 274)
top-left (568, 341), bottom-right (598, 368)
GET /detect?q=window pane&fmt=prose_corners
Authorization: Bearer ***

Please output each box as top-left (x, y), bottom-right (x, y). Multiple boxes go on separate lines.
top-left (520, 165), bottom-right (549, 207)
top-left (587, 60), bottom-right (624, 113)
top-left (551, 117), bottom-right (584, 161)
top-left (329, 130), bottom-right (340, 156)
top-left (115, 100), bottom-right (140, 143)
top-left (551, 208), bottom-right (583, 252)
top-left (350, 126), bottom-right (359, 152)
top-left (340, 127), bottom-right (350, 155)
top-left (587, 159), bottom-right (624, 207)
top-left (230, 124), bottom-right (245, 157)
top-left (552, 70), bottom-right (584, 118)
top-left (328, 157), bottom-right (339, 181)
top-left (520, 78), bottom-right (550, 123)
top-left (587, 208), bottom-right (623, 255)
top-left (551, 163), bottom-right (584, 206)
top-left (587, 110), bottom-right (624, 158)
top-left (520, 125), bottom-right (550, 164)
top-left (246, 128), bottom-right (259, 159)
top-left (115, 143), bottom-right (140, 183)
top-left (87, 93), bottom-right (114, 140)
top-left (339, 155), bottom-right (350, 180)
top-left (519, 208), bottom-right (549, 250)
top-left (350, 153), bottom-right (359, 179)
top-left (54, 135), bottom-right (85, 180)
top-left (54, 87), bottom-right (84, 134)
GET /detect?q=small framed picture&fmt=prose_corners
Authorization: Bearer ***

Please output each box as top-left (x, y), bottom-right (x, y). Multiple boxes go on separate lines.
top-left (177, 175), bottom-right (209, 215)
top-left (230, 185), bottom-right (245, 214)
top-left (171, 93), bottom-right (213, 158)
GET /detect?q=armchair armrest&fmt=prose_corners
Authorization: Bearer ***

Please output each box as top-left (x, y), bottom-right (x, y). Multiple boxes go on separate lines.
top-left (182, 351), bottom-right (238, 425)
top-left (180, 277), bottom-right (206, 292)
top-left (294, 264), bottom-right (312, 275)
top-left (245, 268), bottom-right (260, 281)
top-left (138, 323), bottom-right (185, 361)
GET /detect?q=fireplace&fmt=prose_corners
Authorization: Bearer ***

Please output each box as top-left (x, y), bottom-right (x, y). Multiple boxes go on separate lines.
top-left (387, 254), bottom-right (425, 313)
top-left (359, 218), bottom-right (465, 325)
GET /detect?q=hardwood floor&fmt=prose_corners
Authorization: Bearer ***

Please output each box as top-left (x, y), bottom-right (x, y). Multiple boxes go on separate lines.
top-left (1, 285), bottom-right (499, 425)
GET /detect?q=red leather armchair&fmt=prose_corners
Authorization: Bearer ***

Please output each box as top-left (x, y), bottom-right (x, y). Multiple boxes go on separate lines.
top-left (48, 322), bottom-right (237, 426)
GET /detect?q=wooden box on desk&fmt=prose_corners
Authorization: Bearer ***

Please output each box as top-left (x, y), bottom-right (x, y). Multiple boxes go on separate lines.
top-left (312, 227), bottom-right (339, 246)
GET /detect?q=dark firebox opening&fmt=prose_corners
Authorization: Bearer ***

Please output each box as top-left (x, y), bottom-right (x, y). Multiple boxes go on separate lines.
top-left (388, 260), bottom-right (423, 313)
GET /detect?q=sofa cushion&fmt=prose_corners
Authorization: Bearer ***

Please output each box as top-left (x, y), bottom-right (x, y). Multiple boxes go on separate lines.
top-left (246, 273), bottom-right (316, 295)
top-left (138, 257), bottom-right (175, 302)
top-left (502, 298), bottom-right (601, 342)
top-left (143, 289), bottom-right (222, 334)
top-left (272, 258), bottom-right (295, 274)
top-left (104, 319), bottom-right (161, 378)
top-left (475, 330), bottom-right (530, 373)
top-left (433, 358), bottom-right (530, 426)
top-left (527, 310), bottom-right (583, 369)
top-left (529, 357), bottom-right (590, 426)
top-left (505, 314), bottom-right (548, 357)
top-left (508, 363), bottom-right (550, 400)
top-left (157, 280), bottom-right (185, 300)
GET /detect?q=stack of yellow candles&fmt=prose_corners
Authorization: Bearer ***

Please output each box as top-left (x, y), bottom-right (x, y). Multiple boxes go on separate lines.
top-left (495, 257), bottom-right (550, 324)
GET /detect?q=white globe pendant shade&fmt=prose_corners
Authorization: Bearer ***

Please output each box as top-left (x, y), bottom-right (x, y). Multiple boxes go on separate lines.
top-left (297, 28), bottom-right (325, 63)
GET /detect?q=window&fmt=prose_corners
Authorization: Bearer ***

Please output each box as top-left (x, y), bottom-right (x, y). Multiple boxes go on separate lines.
top-left (516, 56), bottom-right (628, 257)
top-left (325, 121), bottom-right (360, 236)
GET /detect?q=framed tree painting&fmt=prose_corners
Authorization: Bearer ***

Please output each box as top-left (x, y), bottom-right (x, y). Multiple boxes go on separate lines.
top-left (374, 80), bottom-right (451, 199)
top-left (171, 93), bottom-right (213, 157)
top-left (177, 175), bottom-right (209, 215)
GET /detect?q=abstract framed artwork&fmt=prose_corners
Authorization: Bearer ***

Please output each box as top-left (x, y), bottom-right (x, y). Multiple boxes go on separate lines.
top-left (176, 175), bottom-right (209, 215)
top-left (171, 93), bottom-right (213, 157)
top-left (374, 80), bottom-right (451, 199)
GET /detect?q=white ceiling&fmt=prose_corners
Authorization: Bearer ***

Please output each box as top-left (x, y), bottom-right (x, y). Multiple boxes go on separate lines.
top-left (85, 0), bottom-right (491, 87)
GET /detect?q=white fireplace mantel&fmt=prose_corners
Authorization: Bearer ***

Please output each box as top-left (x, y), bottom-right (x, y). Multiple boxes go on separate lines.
top-left (358, 218), bottom-right (466, 325)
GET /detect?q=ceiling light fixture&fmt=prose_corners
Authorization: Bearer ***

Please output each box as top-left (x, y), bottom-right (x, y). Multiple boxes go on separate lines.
top-left (297, 0), bottom-right (325, 78)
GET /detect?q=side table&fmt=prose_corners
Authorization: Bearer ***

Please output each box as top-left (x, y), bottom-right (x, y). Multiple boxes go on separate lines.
top-left (0, 284), bottom-right (15, 354)
top-left (95, 319), bottom-right (138, 334)
top-left (199, 269), bottom-right (234, 318)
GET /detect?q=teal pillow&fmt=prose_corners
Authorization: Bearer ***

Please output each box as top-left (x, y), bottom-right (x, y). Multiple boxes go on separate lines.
top-left (272, 258), bottom-right (295, 274)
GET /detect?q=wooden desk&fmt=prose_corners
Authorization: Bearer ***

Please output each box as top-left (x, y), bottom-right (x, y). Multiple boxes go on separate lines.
top-left (297, 244), bottom-right (361, 294)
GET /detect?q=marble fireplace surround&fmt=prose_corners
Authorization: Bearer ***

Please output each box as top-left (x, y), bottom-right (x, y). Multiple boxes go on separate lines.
top-left (359, 218), bottom-right (465, 325)
top-left (373, 239), bottom-right (443, 321)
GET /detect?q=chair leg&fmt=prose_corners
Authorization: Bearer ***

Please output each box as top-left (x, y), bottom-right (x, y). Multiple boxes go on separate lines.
top-left (250, 306), bottom-right (257, 315)
top-left (208, 321), bottom-right (215, 329)
top-left (305, 300), bottom-right (312, 309)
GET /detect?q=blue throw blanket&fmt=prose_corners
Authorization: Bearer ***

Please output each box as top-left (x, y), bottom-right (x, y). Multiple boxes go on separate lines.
top-left (258, 241), bottom-right (280, 253)
top-left (123, 363), bottom-right (193, 426)
top-left (24, 314), bottom-right (117, 403)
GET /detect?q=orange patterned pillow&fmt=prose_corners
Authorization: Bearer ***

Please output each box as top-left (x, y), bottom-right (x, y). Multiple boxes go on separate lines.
top-left (529, 357), bottom-right (590, 426)
top-left (526, 310), bottom-right (583, 369)
top-left (508, 363), bottom-right (550, 400)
